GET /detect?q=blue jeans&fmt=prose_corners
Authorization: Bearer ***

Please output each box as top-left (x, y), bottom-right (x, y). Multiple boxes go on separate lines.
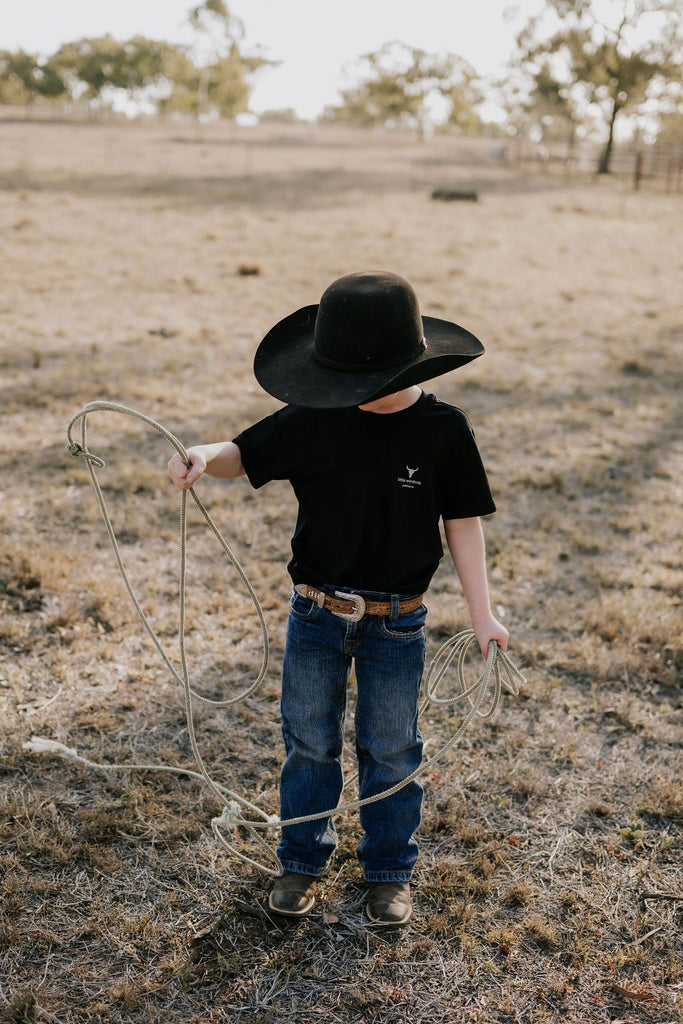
top-left (277, 588), bottom-right (426, 882)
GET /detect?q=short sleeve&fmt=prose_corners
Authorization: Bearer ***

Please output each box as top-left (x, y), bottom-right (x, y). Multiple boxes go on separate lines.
top-left (440, 412), bottom-right (496, 520)
top-left (233, 406), bottom-right (304, 489)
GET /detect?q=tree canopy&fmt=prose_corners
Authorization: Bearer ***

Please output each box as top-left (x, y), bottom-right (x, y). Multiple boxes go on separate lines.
top-left (49, 35), bottom-right (175, 103)
top-left (322, 41), bottom-right (483, 135)
top-left (0, 50), bottom-right (66, 106)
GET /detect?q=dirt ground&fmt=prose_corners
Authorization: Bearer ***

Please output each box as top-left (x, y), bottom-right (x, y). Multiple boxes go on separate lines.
top-left (0, 117), bottom-right (681, 1024)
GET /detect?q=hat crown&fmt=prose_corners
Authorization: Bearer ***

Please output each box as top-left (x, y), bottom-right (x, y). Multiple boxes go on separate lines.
top-left (313, 272), bottom-right (425, 372)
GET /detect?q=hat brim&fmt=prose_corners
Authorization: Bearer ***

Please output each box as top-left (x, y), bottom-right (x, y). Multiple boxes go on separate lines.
top-left (254, 304), bottom-right (484, 408)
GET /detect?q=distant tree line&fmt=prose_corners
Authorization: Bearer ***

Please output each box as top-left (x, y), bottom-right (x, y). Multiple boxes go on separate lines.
top-left (1, 0), bottom-right (681, 173)
top-left (0, 1), bottom-right (274, 120)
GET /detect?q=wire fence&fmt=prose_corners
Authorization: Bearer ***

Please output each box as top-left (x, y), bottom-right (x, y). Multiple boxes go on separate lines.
top-left (2, 105), bottom-right (681, 195)
top-left (499, 139), bottom-right (683, 193)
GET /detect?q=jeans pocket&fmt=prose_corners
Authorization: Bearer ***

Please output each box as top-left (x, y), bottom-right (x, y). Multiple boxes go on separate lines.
top-left (380, 604), bottom-right (427, 640)
top-left (289, 589), bottom-right (322, 621)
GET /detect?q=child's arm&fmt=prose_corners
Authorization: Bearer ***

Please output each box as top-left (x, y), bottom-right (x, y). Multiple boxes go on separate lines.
top-left (168, 441), bottom-right (245, 490)
top-left (443, 516), bottom-right (509, 659)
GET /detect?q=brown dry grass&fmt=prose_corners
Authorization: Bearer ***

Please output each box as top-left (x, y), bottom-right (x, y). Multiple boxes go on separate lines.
top-left (0, 118), bottom-right (681, 1024)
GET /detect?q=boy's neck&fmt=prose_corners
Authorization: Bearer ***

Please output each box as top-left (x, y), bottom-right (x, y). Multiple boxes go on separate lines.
top-left (358, 386), bottom-right (423, 415)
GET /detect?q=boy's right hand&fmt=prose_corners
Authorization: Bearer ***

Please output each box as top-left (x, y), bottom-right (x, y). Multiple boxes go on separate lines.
top-left (168, 449), bottom-right (206, 490)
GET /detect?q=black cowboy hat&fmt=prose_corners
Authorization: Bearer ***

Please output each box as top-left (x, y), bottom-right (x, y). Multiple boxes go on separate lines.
top-left (253, 270), bottom-right (485, 408)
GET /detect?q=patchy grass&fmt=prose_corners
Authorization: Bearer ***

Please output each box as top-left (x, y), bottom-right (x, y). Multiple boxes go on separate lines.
top-left (0, 120), bottom-right (681, 1023)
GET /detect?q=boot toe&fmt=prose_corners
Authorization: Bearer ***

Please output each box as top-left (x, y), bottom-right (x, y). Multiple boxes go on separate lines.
top-left (366, 881), bottom-right (411, 925)
top-left (268, 871), bottom-right (317, 917)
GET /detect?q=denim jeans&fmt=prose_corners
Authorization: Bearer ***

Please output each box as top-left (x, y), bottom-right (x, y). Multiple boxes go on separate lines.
top-left (277, 587), bottom-right (427, 882)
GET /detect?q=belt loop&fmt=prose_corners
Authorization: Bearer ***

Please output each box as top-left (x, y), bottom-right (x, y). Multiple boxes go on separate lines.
top-left (390, 593), bottom-right (400, 618)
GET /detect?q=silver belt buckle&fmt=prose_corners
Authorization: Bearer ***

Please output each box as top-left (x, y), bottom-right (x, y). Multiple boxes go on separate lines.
top-left (334, 590), bottom-right (366, 622)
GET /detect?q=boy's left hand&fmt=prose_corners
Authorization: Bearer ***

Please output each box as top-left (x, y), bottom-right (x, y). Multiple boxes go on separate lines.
top-left (471, 613), bottom-right (509, 660)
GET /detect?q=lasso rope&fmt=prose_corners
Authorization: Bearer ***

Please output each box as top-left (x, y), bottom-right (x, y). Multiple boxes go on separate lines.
top-left (24, 401), bottom-right (524, 876)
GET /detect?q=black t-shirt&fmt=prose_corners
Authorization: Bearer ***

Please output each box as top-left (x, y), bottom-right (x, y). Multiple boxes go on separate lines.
top-left (233, 392), bottom-right (495, 595)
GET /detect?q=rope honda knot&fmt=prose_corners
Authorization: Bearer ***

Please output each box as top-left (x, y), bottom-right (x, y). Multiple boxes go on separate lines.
top-left (65, 441), bottom-right (106, 468)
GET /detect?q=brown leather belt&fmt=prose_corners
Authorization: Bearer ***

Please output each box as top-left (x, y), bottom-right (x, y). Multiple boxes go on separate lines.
top-left (294, 583), bottom-right (424, 623)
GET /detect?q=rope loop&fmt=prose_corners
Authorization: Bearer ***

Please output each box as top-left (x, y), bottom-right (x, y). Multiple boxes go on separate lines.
top-left (24, 400), bottom-right (525, 877)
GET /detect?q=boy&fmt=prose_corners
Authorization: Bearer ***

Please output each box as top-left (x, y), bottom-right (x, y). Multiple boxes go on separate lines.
top-left (168, 271), bottom-right (508, 925)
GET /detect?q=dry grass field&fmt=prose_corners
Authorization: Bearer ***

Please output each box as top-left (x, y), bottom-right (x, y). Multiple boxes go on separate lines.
top-left (0, 117), bottom-right (681, 1024)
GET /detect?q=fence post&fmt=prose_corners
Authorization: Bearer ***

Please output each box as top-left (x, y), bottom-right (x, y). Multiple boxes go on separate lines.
top-left (633, 149), bottom-right (643, 191)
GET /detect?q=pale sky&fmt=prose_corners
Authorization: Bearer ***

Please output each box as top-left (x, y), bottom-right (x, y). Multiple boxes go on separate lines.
top-left (1, 0), bottom-right (547, 119)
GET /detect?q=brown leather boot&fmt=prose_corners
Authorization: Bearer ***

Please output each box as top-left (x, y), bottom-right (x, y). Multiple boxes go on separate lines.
top-left (366, 881), bottom-right (412, 925)
top-left (268, 871), bottom-right (317, 917)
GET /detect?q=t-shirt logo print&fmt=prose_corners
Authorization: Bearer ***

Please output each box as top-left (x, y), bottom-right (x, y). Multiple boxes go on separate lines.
top-left (398, 464), bottom-right (422, 489)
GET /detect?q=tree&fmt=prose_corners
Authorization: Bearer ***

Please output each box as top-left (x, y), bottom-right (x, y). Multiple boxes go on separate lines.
top-left (0, 50), bottom-right (65, 107)
top-left (322, 41), bottom-right (482, 135)
top-left (505, 58), bottom-right (585, 146)
top-left (156, 48), bottom-right (254, 119)
top-left (513, 0), bottom-right (682, 171)
top-left (184, 0), bottom-right (275, 120)
top-left (50, 35), bottom-right (175, 109)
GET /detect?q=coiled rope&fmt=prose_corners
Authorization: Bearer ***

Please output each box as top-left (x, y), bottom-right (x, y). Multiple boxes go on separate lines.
top-left (24, 401), bottom-right (524, 876)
